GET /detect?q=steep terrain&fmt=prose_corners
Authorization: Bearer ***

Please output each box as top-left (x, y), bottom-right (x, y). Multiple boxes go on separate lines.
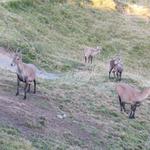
top-left (0, 0), bottom-right (150, 150)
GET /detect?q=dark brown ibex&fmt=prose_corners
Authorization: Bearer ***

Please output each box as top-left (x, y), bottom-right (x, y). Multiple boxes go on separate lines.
top-left (112, 63), bottom-right (123, 81)
top-left (109, 57), bottom-right (123, 80)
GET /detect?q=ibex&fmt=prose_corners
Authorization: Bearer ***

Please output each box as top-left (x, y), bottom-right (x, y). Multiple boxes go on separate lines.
top-left (109, 57), bottom-right (123, 80)
top-left (84, 46), bottom-right (102, 64)
top-left (11, 51), bottom-right (36, 99)
top-left (116, 83), bottom-right (150, 119)
top-left (112, 63), bottom-right (123, 81)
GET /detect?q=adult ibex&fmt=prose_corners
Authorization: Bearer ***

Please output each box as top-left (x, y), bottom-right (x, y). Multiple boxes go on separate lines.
top-left (11, 51), bottom-right (36, 99)
top-left (116, 83), bottom-right (150, 119)
top-left (109, 57), bottom-right (123, 80)
top-left (112, 62), bottom-right (123, 81)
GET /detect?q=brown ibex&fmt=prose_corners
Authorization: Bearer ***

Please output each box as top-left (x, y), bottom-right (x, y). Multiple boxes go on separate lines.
top-left (11, 51), bottom-right (36, 99)
top-left (84, 46), bottom-right (102, 64)
top-left (116, 83), bottom-right (150, 119)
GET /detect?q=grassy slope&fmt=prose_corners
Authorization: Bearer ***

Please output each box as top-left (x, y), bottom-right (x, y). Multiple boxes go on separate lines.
top-left (0, 0), bottom-right (150, 150)
top-left (0, 125), bottom-right (35, 150)
top-left (0, 0), bottom-right (150, 74)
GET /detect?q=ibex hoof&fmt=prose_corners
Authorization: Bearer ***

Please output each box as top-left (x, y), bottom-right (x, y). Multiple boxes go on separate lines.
top-left (16, 93), bottom-right (19, 96)
top-left (129, 115), bottom-right (135, 119)
top-left (129, 115), bottom-right (132, 119)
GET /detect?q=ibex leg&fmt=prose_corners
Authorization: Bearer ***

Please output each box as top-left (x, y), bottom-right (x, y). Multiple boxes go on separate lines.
top-left (85, 56), bottom-right (87, 63)
top-left (16, 77), bottom-right (20, 96)
top-left (119, 72), bottom-right (122, 81)
top-left (27, 84), bottom-right (31, 93)
top-left (23, 82), bottom-right (28, 100)
top-left (109, 68), bottom-right (113, 79)
top-left (91, 56), bottom-right (93, 64)
top-left (131, 104), bottom-right (137, 119)
top-left (33, 80), bottom-right (36, 94)
top-left (118, 95), bottom-right (123, 112)
top-left (88, 56), bottom-right (91, 63)
top-left (129, 105), bottom-right (136, 119)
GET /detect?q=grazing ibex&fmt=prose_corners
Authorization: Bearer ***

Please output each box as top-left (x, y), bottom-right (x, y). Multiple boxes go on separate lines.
top-left (109, 57), bottom-right (123, 80)
top-left (116, 83), bottom-right (150, 119)
top-left (84, 46), bottom-right (102, 64)
top-left (11, 51), bottom-right (36, 99)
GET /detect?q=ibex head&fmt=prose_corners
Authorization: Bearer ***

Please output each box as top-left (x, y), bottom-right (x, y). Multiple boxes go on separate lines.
top-left (114, 58), bottom-right (121, 65)
top-left (96, 46), bottom-right (102, 52)
top-left (11, 49), bottom-right (22, 66)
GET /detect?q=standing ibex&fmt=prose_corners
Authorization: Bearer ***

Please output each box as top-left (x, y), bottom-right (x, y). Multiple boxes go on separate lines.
top-left (84, 46), bottom-right (102, 64)
top-left (11, 51), bottom-right (36, 99)
top-left (109, 57), bottom-right (123, 80)
top-left (116, 83), bottom-right (150, 119)
top-left (112, 62), bottom-right (123, 81)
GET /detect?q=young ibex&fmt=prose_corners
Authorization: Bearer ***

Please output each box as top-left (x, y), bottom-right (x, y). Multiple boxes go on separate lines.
top-left (11, 51), bottom-right (36, 99)
top-left (116, 83), bottom-right (150, 119)
top-left (109, 57), bottom-right (123, 80)
top-left (84, 46), bottom-right (102, 64)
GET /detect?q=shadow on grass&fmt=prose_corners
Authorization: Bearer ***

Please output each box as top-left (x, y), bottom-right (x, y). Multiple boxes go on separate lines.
top-left (103, 76), bottom-right (139, 85)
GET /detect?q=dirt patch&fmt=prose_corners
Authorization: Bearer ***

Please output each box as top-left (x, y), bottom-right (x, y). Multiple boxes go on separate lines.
top-left (0, 48), bottom-right (111, 149)
top-left (0, 78), bottom-right (106, 149)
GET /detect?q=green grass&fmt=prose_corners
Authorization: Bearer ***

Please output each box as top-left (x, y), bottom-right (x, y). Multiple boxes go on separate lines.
top-left (42, 74), bottom-right (150, 150)
top-left (0, 0), bottom-right (150, 150)
top-left (0, 125), bottom-right (35, 150)
top-left (0, 0), bottom-right (149, 73)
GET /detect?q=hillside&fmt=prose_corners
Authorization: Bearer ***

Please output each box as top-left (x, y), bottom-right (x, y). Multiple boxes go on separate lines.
top-left (0, 0), bottom-right (150, 150)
